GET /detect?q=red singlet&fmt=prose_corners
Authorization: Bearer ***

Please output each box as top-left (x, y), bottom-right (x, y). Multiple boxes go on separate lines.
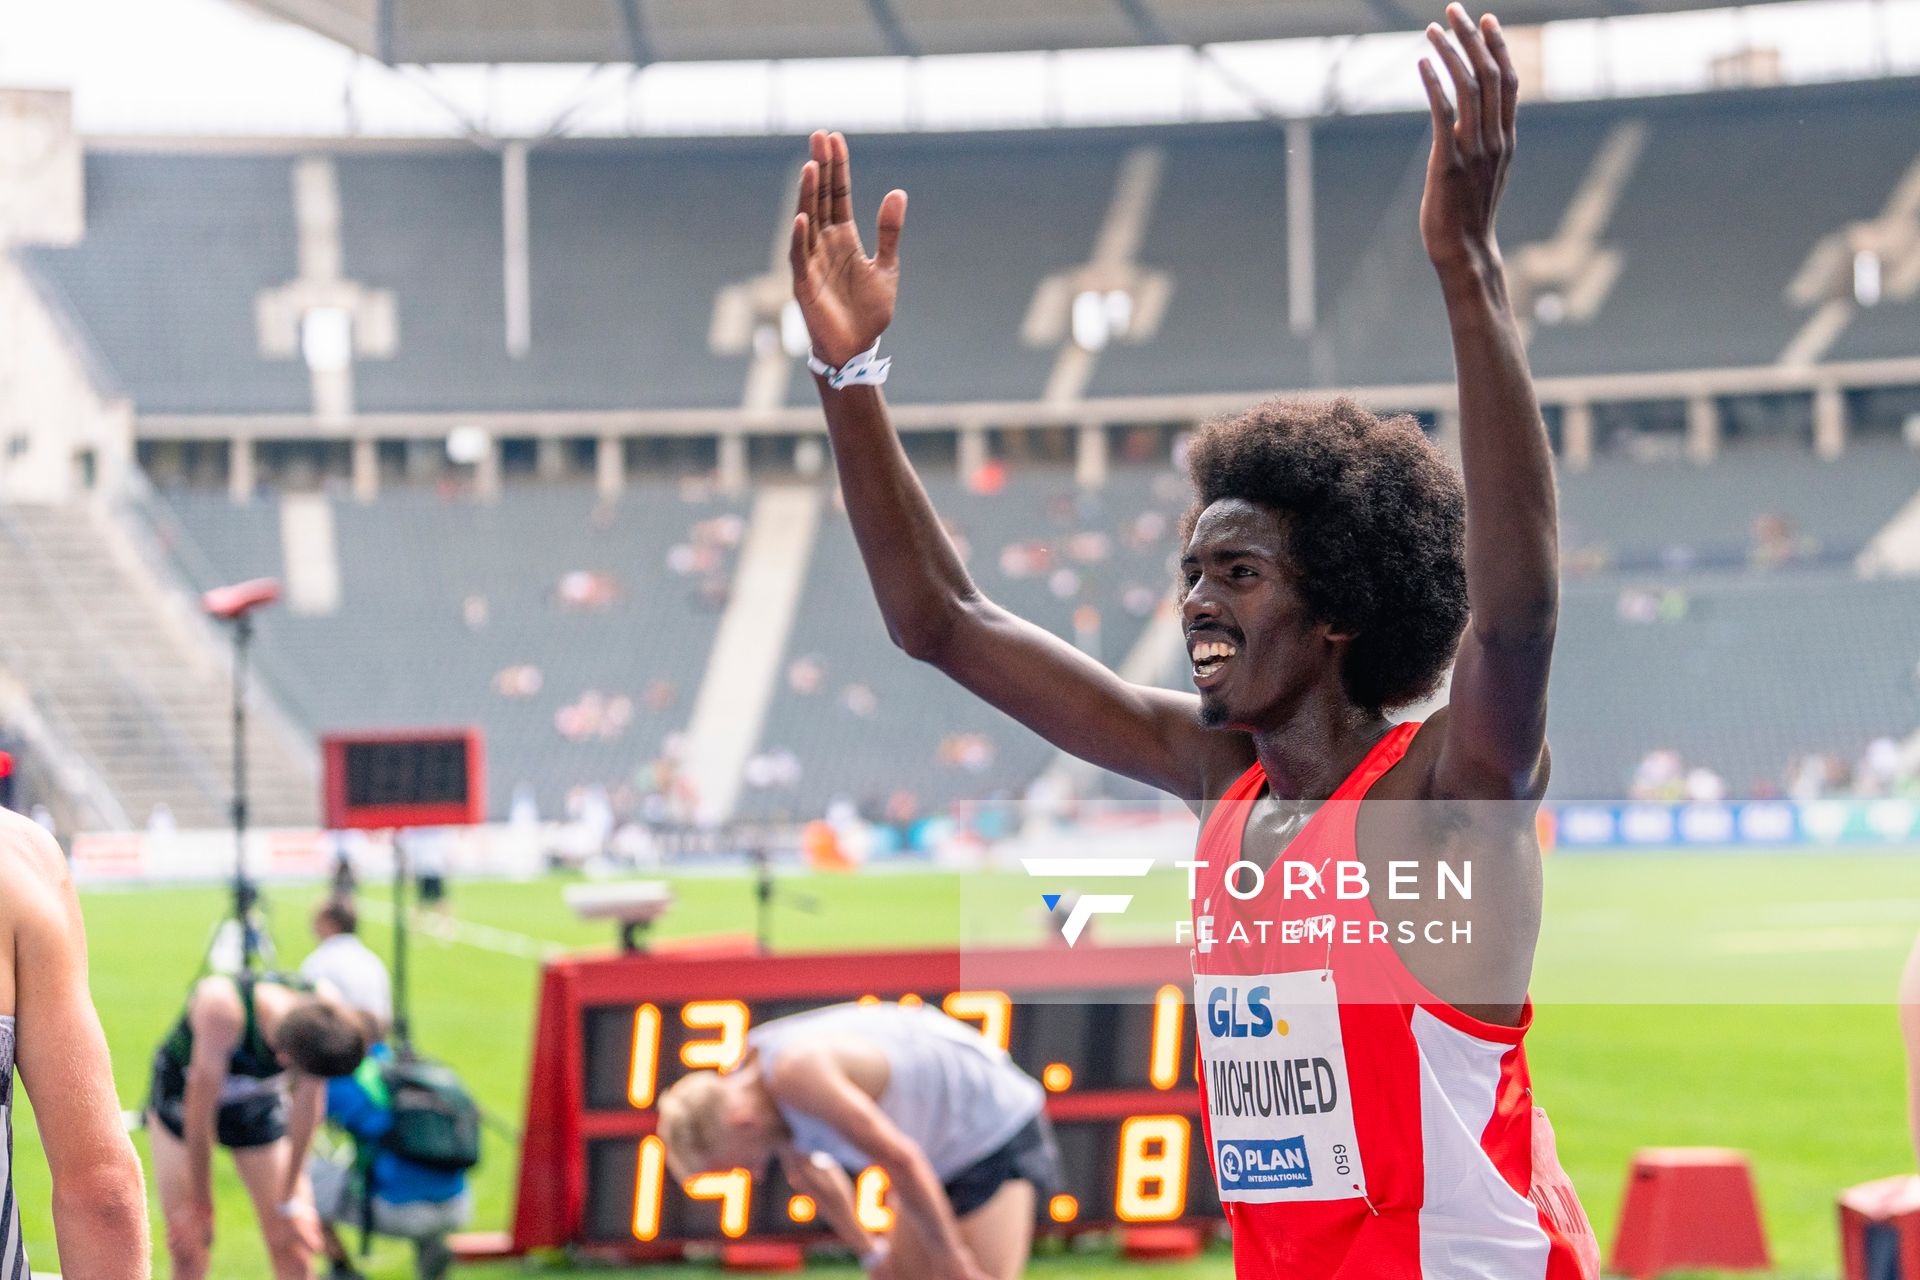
top-left (1191, 722), bottom-right (1598, 1279)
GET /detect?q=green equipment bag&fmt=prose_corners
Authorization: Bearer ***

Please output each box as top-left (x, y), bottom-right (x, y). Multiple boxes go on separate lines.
top-left (380, 1057), bottom-right (482, 1172)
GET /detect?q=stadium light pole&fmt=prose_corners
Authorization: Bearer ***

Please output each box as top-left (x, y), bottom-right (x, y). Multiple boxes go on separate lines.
top-left (201, 578), bottom-right (283, 972)
top-left (392, 831), bottom-right (413, 1058)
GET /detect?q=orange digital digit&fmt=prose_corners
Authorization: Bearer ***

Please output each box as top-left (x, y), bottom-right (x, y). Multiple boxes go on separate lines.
top-left (897, 993), bottom-right (924, 1008)
top-left (631, 1135), bottom-right (666, 1241)
top-left (855, 1167), bottom-right (896, 1232)
top-left (679, 999), bottom-right (750, 1070)
top-left (941, 990), bottom-right (1012, 1051)
top-left (1149, 984), bottom-right (1184, 1091)
top-left (684, 1168), bottom-right (753, 1238)
top-left (1115, 1115), bottom-right (1190, 1223)
top-left (629, 1003), bottom-right (662, 1108)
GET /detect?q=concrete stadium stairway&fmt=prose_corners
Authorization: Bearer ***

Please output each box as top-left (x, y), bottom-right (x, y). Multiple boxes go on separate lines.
top-left (0, 503), bottom-right (317, 830)
top-left (680, 484), bottom-right (822, 825)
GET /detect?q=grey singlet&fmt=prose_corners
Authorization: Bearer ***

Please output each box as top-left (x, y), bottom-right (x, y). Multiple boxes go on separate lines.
top-left (0, 1015), bottom-right (26, 1278)
top-left (748, 1002), bottom-right (1043, 1181)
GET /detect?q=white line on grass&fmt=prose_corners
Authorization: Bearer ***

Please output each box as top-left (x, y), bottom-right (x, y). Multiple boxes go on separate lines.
top-left (1737, 898), bottom-right (1920, 926)
top-left (1708, 925), bottom-right (1914, 955)
top-left (354, 897), bottom-right (565, 961)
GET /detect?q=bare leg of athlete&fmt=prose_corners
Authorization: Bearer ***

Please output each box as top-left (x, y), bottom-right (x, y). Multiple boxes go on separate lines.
top-left (147, 1115), bottom-right (212, 1280)
top-left (958, 1182), bottom-right (1036, 1280)
top-left (886, 1181), bottom-right (1035, 1280)
top-left (233, 1139), bottom-right (317, 1280)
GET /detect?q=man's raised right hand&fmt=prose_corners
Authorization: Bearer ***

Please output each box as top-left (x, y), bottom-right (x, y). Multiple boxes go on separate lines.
top-left (790, 130), bottom-right (907, 369)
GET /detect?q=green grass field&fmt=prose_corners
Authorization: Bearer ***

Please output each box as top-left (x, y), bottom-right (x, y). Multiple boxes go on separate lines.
top-left (13, 850), bottom-right (1919, 1279)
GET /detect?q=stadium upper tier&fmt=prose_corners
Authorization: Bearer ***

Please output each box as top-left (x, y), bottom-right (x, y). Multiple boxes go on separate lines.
top-left (22, 77), bottom-right (1920, 421)
top-left (1559, 438), bottom-right (1920, 573)
top-left (242, 0), bottom-right (1816, 64)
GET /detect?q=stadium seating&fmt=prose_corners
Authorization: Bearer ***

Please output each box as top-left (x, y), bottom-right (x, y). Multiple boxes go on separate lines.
top-left (21, 153), bottom-right (308, 414)
top-left (1558, 437), bottom-right (1920, 573)
top-left (153, 463), bottom-right (1184, 824)
top-left (36, 73), bottom-right (1920, 825)
top-left (1547, 572), bottom-right (1920, 801)
top-left (147, 428), bottom-right (1920, 819)
top-left (738, 462), bottom-right (1187, 821)
top-left (156, 481), bottom-right (748, 819)
top-left (24, 79), bottom-right (1920, 416)
top-left (0, 504), bottom-right (315, 829)
top-left (341, 145), bottom-right (784, 412)
top-left (1525, 80), bottom-right (1920, 378)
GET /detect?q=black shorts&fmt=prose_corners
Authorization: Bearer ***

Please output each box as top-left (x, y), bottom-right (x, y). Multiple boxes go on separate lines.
top-left (417, 874), bottom-right (447, 905)
top-left (943, 1113), bottom-right (1061, 1219)
top-left (147, 1051), bottom-right (287, 1150)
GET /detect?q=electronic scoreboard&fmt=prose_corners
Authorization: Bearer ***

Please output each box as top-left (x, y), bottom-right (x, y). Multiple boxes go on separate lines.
top-left (321, 728), bottom-right (485, 830)
top-left (509, 944), bottom-right (1218, 1256)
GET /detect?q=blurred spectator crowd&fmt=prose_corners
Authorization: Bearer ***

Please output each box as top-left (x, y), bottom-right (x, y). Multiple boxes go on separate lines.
top-left (1632, 730), bottom-right (1920, 805)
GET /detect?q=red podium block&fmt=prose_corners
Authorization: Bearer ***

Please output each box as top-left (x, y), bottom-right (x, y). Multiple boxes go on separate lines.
top-left (720, 1242), bottom-right (805, 1271)
top-left (1121, 1225), bottom-right (1205, 1260)
top-left (1841, 1175), bottom-right (1920, 1280)
top-left (1609, 1147), bottom-right (1771, 1278)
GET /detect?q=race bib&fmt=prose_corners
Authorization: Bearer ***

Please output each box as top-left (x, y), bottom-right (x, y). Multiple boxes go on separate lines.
top-left (1195, 969), bottom-right (1366, 1204)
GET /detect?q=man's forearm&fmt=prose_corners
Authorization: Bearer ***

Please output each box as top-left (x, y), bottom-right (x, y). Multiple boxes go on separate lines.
top-left (52, 1151), bottom-right (151, 1280)
top-left (790, 1158), bottom-right (874, 1257)
top-left (280, 1080), bottom-right (322, 1200)
top-left (1440, 250), bottom-right (1558, 638)
top-left (817, 380), bottom-right (978, 659)
top-left (885, 1151), bottom-right (970, 1266)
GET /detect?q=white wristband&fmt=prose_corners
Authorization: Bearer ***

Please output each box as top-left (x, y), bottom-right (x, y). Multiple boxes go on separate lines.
top-left (858, 1240), bottom-right (891, 1271)
top-left (808, 340), bottom-right (891, 390)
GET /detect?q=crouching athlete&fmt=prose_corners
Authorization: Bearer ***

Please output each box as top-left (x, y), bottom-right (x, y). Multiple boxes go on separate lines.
top-left (658, 1001), bottom-right (1058, 1280)
top-left (148, 970), bottom-right (370, 1280)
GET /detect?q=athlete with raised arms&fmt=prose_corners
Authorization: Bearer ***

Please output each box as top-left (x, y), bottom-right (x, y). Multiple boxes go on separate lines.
top-left (789, 4), bottom-right (1595, 1275)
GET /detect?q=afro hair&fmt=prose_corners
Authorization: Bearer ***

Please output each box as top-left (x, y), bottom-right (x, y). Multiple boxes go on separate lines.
top-left (1180, 396), bottom-right (1468, 714)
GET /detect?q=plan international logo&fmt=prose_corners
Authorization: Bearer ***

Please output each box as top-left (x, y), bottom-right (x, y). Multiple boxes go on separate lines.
top-left (1215, 1136), bottom-right (1313, 1191)
top-left (1021, 857), bottom-right (1155, 946)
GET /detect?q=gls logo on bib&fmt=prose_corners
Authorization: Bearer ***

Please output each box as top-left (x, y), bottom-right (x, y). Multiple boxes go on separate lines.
top-left (1216, 1136), bottom-right (1313, 1191)
top-left (1206, 983), bottom-right (1281, 1037)
top-left (1196, 970), bottom-right (1366, 1204)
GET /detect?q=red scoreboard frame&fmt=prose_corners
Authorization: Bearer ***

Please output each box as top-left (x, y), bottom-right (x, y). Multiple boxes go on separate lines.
top-left (509, 944), bottom-right (1218, 1257)
top-left (321, 727), bottom-right (485, 830)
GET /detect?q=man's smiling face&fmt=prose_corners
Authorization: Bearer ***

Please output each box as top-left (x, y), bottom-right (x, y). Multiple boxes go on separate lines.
top-left (1179, 499), bottom-right (1342, 732)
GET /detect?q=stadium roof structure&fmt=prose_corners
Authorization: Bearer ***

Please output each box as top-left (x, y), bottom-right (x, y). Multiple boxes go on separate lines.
top-left (249, 0), bottom-right (1809, 64)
